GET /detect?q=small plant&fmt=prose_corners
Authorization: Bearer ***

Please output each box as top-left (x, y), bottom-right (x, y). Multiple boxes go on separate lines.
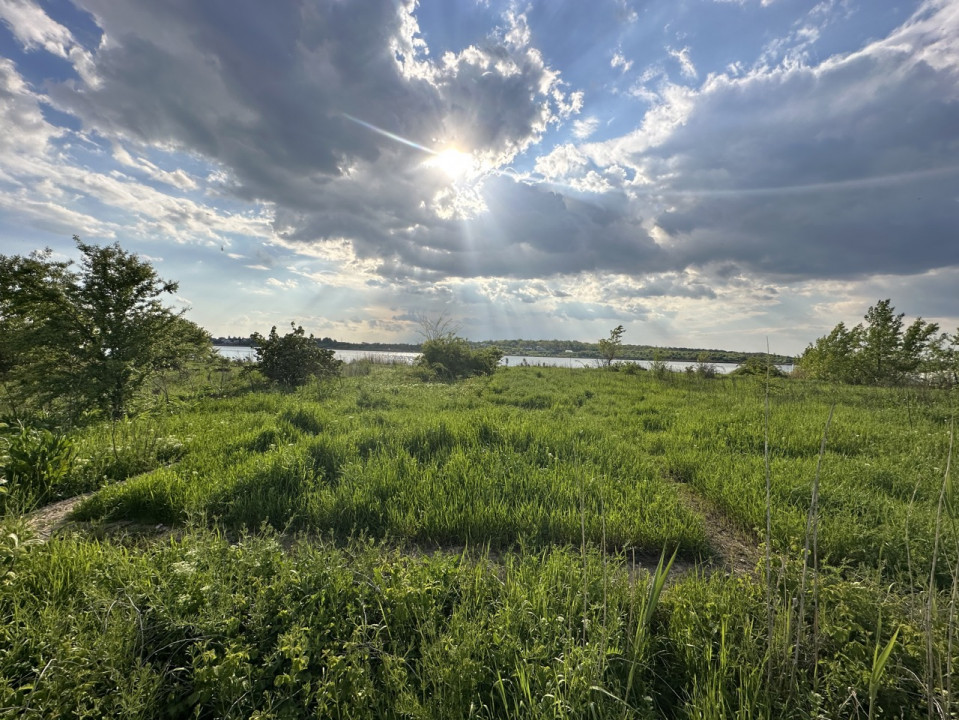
top-left (694, 352), bottom-right (717, 379)
top-left (649, 350), bottom-right (670, 379)
top-left (869, 624), bottom-right (900, 720)
top-left (731, 355), bottom-right (786, 378)
top-left (0, 423), bottom-right (75, 509)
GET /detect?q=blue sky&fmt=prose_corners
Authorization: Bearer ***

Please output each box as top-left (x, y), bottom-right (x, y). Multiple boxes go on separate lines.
top-left (0, 0), bottom-right (956, 354)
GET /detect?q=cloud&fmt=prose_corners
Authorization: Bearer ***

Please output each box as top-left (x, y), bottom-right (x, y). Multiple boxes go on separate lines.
top-left (2, 0), bottom-right (958, 352)
top-left (21, 0), bottom-right (596, 283)
top-left (580, 0), bottom-right (959, 283)
top-left (112, 143), bottom-right (197, 190)
top-left (611, 51), bottom-right (632, 73)
top-left (668, 46), bottom-right (697, 80)
top-left (266, 277), bottom-right (298, 290)
top-left (0, 0), bottom-right (98, 85)
top-left (572, 116), bottom-right (600, 139)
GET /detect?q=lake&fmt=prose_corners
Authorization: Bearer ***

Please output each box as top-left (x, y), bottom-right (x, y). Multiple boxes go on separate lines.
top-left (215, 346), bottom-right (792, 375)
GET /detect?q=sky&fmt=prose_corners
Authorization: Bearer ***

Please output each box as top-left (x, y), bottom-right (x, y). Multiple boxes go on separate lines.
top-left (0, 0), bottom-right (957, 355)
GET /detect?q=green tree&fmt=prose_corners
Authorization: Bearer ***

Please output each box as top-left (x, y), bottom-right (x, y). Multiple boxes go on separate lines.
top-left (798, 300), bottom-right (938, 385)
top-left (925, 328), bottom-right (959, 387)
top-left (0, 237), bottom-right (210, 420)
top-left (251, 323), bottom-right (342, 387)
top-left (860, 300), bottom-right (903, 383)
top-left (860, 299), bottom-right (938, 384)
top-left (598, 325), bottom-right (625, 368)
top-left (797, 322), bottom-right (864, 383)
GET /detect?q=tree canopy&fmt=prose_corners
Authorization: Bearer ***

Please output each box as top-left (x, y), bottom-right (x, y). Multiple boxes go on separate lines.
top-left (0, 237), bottom-right (210, 420)
top-left (797, 299), bottom-right (943, 385)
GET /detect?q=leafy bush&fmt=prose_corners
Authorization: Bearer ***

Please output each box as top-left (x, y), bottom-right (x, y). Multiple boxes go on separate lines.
top-left (693, 352), bottom-right (718, 379)
top-left (649, 350), bottom-right (671, 379)
top-left (251, 323), bottom-right (342, 387)
top-left (0, 423), bottom-right (75, 509)
top-left (731, 355), bottom-right (787, 377)
top-left (418, 336), bottom-right (502, 380)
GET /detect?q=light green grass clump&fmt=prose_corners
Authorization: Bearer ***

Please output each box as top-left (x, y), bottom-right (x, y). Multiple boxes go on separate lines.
top-left (74, 367), bottom-right (709, 555)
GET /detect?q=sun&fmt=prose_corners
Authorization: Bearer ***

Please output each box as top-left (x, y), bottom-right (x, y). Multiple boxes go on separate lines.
top-left (426, 147), bottom-right (476, 180)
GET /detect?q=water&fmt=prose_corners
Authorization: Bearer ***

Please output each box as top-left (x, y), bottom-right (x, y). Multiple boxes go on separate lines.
top-left (214, 346), bottom-right (419, 364)
top-left (214, 346), bottom-right (792, 375)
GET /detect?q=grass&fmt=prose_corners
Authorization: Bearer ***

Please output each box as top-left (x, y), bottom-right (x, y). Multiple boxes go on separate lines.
top-left (2, 360), bottom-right (957, 717)
top-left (72, 367), bottom-right (711, 555)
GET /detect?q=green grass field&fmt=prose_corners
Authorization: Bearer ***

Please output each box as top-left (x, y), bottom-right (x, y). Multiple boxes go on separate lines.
top-left (1, 363), bottom-right (956, 718)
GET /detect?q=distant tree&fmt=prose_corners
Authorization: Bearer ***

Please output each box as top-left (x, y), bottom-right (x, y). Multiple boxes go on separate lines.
top-left (251, 323), bottom-right (342, 387)
top-left (598, 325), bottom-right (625, 368)
top-left (798, 300), bottom-right (939, 385)
top-left (416, 312), bottom-right (461, 342)
top-left (0, 237), bottom-right (211, 421)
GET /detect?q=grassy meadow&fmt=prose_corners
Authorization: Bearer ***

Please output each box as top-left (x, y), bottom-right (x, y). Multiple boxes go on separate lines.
top-left (1, 360), bottom-right (957, 718)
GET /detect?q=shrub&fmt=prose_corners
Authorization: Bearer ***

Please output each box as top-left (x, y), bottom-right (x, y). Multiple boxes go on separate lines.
top-left (418, 336), bottom-right (502, 380)
top-left (694, 352), bottom-right (718, 379)
top-left (251, 323), bottom-right (342, 387)
top-left (0, 423), bottom-right (75, 509)
top-left (731, 355), bottom-right (787, 378)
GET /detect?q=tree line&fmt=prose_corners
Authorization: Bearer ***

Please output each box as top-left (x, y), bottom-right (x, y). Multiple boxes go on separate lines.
top-left (3, 239), bottom-right (956, 428)
top-left (796, 299), bottom-right (958, 386)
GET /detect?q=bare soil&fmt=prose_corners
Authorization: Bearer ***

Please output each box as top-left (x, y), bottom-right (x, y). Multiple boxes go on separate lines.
top-left (24, 493), bottom-right (91, 541)
top-left (675, 484), bottom-right (760, 575)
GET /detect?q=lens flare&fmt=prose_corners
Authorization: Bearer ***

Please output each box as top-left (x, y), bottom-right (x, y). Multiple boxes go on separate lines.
top-left (425, 148), bottom-right (475, 179)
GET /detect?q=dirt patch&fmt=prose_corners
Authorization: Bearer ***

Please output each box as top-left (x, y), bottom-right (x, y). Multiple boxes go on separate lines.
top-left (24, 483), bottom-right (174, 545)
top-left (676, 484), bottom-right (760, 575)
top-left (24, 493), bottom-right (92, 541)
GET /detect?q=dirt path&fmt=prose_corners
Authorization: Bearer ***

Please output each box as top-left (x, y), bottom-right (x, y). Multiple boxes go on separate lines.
top-left (676, 484), bottom-right (760, 575)
top-left (23, 477), bottom-right (760, 582)
top-left (24, 492), bottom-right (93, 541)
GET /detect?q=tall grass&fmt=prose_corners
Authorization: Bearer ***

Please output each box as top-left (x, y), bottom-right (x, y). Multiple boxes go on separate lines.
top-left (4, 363), bottom-right (957, 717)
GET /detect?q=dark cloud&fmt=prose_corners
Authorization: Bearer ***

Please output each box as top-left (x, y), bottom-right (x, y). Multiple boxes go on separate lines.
top-left (44, 0), bottom-right (591, 282)
top-left (9, 0), bottom-right (959, 327)
top-left (623, 3), bottom-right (959, 281)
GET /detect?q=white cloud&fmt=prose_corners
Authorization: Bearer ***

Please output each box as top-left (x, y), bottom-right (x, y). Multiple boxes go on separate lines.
top-left (668, 46), bottom-right (697, 80)
top-left (572, 116), bottom-right (599, 139)
top-left (0, 0), bottom-right (99, 86)
top-left (2, 0), bottom-right (958, 349)
top-left (611, 51), bottom-right (633, 73)
top-left (112, 143), bottom-right (197, 190)
top-left (266, 277), bottom-right (298, 290)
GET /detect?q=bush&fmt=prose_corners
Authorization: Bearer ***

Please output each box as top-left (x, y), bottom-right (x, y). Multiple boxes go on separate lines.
top-left (418, 337), bottom-right (502, 380)
top-left (251, 323), bottom-right (342, 387)
top-left (730, 355), bottom-right (787, 378)
top-left (0, 423), bottom-right (75, 509)
top-left (693, 352), bottom-right (718, 379)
